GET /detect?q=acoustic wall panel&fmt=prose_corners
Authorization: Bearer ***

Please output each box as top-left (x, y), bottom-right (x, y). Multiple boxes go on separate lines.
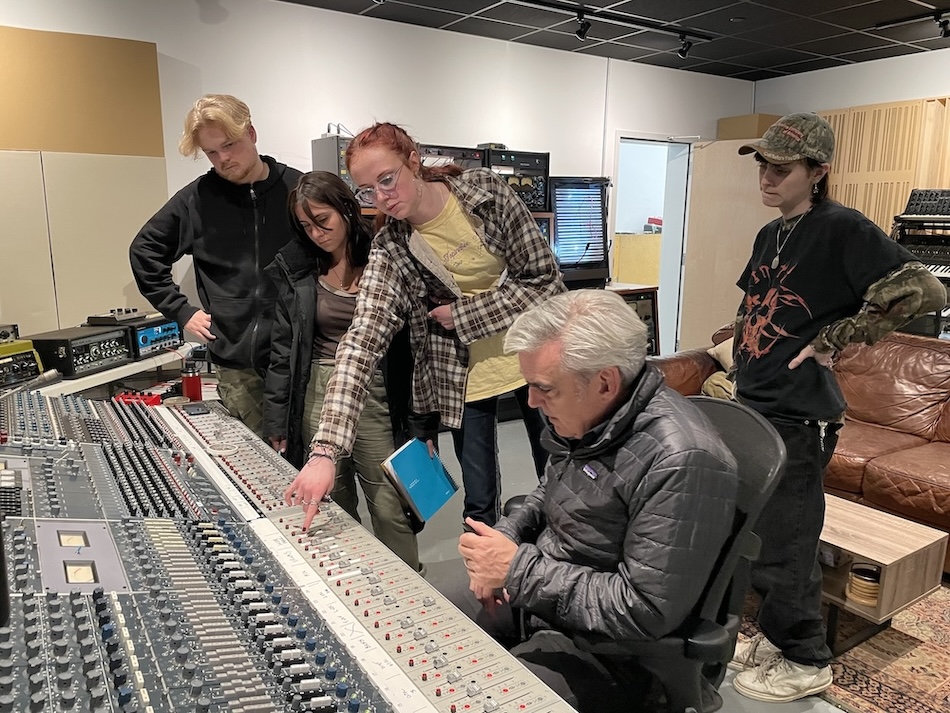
top-left (0, 26), bottom-right (163, 157)
top-left (42, 152), bottom-right (167, 328)
top-left (0, 150), bottom-right (59, 334)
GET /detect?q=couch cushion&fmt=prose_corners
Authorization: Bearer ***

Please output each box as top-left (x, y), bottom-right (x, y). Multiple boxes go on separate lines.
top-left (835, 333), bottom-right (950, 441)
top-left (825, 419), bottom-right (928, 494)
top-left (862, 442), bottom-right (950, 530)
top-left (648, 349), bottom-right (718, 397)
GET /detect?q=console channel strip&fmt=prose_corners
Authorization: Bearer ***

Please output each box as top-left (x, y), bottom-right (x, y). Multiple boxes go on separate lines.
top-left (158, 404), bottom-right (577, 713)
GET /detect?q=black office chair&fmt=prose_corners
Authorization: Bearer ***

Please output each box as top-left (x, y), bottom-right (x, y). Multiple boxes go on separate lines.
top-left (575, 396), bottom-right (787, 713)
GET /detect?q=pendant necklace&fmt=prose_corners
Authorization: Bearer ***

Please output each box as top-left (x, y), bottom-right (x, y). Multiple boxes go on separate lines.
top-left (772, 208), bottom-right (811, 269)
top-left (328, 263), bottom-right (351, 290)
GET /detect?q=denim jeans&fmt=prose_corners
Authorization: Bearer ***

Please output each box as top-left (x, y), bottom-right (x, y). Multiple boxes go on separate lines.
top-left (302, 363), bottom-right (420, 571)
top-left (752, 417), bottom-right (840, 667)
top-left (452, 385), bottom-right (548, 526)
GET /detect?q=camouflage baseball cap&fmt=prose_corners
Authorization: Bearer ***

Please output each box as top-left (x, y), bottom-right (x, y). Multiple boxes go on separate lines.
top-left (738, 112), bottom-right (835, 164)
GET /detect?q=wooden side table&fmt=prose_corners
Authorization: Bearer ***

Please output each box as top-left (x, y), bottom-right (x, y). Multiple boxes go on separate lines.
top-left (819, 494), bottom-right (948, 655)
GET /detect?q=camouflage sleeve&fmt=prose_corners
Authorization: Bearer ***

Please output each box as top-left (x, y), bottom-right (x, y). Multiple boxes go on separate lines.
top-left (812, 262), bottom-right (949, 353)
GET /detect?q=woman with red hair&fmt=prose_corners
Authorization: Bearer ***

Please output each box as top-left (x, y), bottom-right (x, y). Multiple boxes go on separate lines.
top-left (284, 122), bottom-right (564, 533)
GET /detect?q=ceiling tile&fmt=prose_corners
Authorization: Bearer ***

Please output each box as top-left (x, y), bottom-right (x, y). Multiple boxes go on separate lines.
top-left (688, 4), bottom-right (795, 35)
top-left (608, 0), bottom-right (744, 23)
top-left (514, 29), bottom-right (588, 52)
top-left (688, 60), bottom-right (760, 75)
top-left (445, 16), bottom-right (539, 42)
top-left (367, 3), bottom-right (461, 28)
top-left (913, 37), bottom-right (950, 50)
top-left (689, 37), bottom-right (765, 61)
top-left (839, 43), bottom-right (927, 60)
top-left (745, 0), bottom-right (874, 15)
top-left (728, 46), bottom-right (818, 67)
top-left (575, 42), bottom-right (656, 60)
top-left (771, 56), bottom-right (853, 72)
top-left (792, 30), bottom-right (891, 54)
top-left (476, 3), bottom-right (566, 29)
top-left (286, 0), bottom-right (375, 12)
top-left (739, 18), bottom-right (850, 45)
top-left (870, 21), bottom-right (950, 43)
top-left (617, 30), bottom-right (685, 51)
top-left (729, 67), bottom-right (789, 80)
top-left (552, 18), bottom-right (650, 41)
top-left (633, 51), bottom-right (709, 69)
top-left (819, 0), bottom-right (931, 31)
top-left (405, 0), bottom-right (496, 13)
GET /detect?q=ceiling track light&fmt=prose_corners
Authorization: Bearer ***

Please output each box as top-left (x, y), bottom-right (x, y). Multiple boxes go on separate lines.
top-left (871, 7), bottom-right (950, 31)
top-left (938, 16), bottom-right (950, 38)
top-left (514, 0), bottom-right (712, 43)
top-left (575, 12), bottom-right (591, 41)
top-left (677, 34), bottom-right (693, 59)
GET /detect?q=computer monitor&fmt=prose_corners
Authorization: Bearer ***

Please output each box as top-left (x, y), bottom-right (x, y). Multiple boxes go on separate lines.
top-left (548, 177), bottom-right (610, 289)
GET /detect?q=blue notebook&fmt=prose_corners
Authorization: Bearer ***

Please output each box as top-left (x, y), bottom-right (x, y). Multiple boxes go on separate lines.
top-left (381, 438), bottom-right (459, 522)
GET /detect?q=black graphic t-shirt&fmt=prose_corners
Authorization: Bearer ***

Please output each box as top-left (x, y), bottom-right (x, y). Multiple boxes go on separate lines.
top-left (734, 200), bottom-right (914, 421)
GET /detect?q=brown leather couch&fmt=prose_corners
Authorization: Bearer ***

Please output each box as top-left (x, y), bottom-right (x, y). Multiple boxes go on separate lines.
top-left (648, 331), bottom-right (950, 572)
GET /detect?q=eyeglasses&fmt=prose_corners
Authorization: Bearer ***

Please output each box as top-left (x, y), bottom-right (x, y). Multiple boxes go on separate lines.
top-left (354, 165), bottom-right (404, 206)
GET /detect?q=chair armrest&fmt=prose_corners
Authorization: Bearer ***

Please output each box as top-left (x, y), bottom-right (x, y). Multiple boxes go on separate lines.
top-left (648, 349), bottom-right (720, 396)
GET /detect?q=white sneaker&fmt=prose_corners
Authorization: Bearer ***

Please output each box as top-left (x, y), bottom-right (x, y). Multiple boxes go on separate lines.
top-left (733, 653), bottom-right (833, 703)
top-left (728, 633), bottom-right (781, 671)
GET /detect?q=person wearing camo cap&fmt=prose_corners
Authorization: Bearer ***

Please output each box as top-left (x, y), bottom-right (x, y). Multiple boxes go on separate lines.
top-left (727, 112), bottom-right (947, 703)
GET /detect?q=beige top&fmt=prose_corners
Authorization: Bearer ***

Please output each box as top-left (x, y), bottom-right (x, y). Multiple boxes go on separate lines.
top-left (415, 194), bottom-right (525, 402)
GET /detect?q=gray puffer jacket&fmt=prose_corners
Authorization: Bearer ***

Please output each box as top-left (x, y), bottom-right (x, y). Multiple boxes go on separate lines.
top-left (495, 364), bottom-right (737, 644)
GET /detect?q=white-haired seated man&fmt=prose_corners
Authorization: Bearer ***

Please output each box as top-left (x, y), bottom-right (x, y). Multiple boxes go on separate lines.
top-left (454, 289), bottom-right (739, 712)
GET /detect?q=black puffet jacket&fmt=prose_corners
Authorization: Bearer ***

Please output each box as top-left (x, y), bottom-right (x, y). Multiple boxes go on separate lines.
top-left (261, 237), bottom-right (413, 468)
top-left (129, 156), bottom-right (302, 371)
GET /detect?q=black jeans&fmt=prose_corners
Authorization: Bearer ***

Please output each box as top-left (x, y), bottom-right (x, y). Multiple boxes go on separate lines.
top-left (451, 385), bottom-right (548, 526)
top-left (752, 417), bottom-right (840, 667)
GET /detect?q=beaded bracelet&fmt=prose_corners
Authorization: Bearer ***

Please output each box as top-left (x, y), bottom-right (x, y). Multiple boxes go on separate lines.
top-left (307, 444), bottom-right (340, 465)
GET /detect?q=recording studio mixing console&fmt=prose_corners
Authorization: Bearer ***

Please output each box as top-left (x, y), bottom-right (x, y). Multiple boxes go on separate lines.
top-left (0, 392), bottom-right (577, 713)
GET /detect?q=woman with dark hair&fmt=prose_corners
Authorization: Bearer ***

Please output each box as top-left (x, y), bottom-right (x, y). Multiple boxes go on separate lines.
top-left (263, 170), bottom-right (420, 571)
top-left (284, 122), bottom-right (564, 535)
top-left (727, 113), bottom-right (946, 703)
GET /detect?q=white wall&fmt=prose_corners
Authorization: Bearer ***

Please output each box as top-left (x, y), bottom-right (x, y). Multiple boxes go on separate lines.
top-left (0, 0), bottom-right (753, 201)
top-left (615, 141), bottom-right (668, 232)
top-left (754, 47), bottom-right (950, 115)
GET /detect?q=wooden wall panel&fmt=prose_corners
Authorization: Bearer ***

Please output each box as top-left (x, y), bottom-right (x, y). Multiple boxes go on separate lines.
top-left (680, 140), bottom-right (777, 350)
top-left (0, 151), bottom-right (59, 335)
top-left (916, 98), bottom-right (950, 189)
top-left (42, 153), bottom-right (167, 328)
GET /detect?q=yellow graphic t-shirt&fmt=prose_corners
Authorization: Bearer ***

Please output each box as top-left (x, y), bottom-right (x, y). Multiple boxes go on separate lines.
top-left (416, 194), bottom-right (525, 402)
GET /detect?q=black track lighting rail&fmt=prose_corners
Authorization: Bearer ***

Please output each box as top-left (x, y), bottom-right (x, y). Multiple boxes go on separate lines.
top-left (511, 0), bottom-right (713, 42)
top-left (871, 7), bottom-right (950, 31)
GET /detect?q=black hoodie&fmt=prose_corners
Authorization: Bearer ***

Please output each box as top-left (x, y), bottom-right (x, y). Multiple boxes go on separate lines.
top-left (129, 155), bottom-right (302, 370)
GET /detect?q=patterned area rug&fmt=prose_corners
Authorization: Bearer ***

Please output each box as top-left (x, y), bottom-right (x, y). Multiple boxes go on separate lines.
top-left (823, 585), bottom-right (950, 713)
top-left (744, 586), bottom-right (950, 712)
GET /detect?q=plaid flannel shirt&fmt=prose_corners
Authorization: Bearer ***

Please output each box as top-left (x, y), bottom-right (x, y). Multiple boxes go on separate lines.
top-left (312, 168), bottom-right (565, 455)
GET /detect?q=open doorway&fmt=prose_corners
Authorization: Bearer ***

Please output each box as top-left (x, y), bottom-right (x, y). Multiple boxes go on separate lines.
top-left (612, 138), bottom-right (691, 355)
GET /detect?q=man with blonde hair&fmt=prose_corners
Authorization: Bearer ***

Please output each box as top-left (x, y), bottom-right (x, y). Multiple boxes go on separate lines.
top-left (456, 289), bottom-right (738, 711)
top-left (130, 94), bottom-right (302, 434)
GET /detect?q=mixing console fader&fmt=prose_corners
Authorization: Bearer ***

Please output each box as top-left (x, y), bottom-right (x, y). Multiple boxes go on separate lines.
top-left (0, 392), bottom-right (578, 713)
